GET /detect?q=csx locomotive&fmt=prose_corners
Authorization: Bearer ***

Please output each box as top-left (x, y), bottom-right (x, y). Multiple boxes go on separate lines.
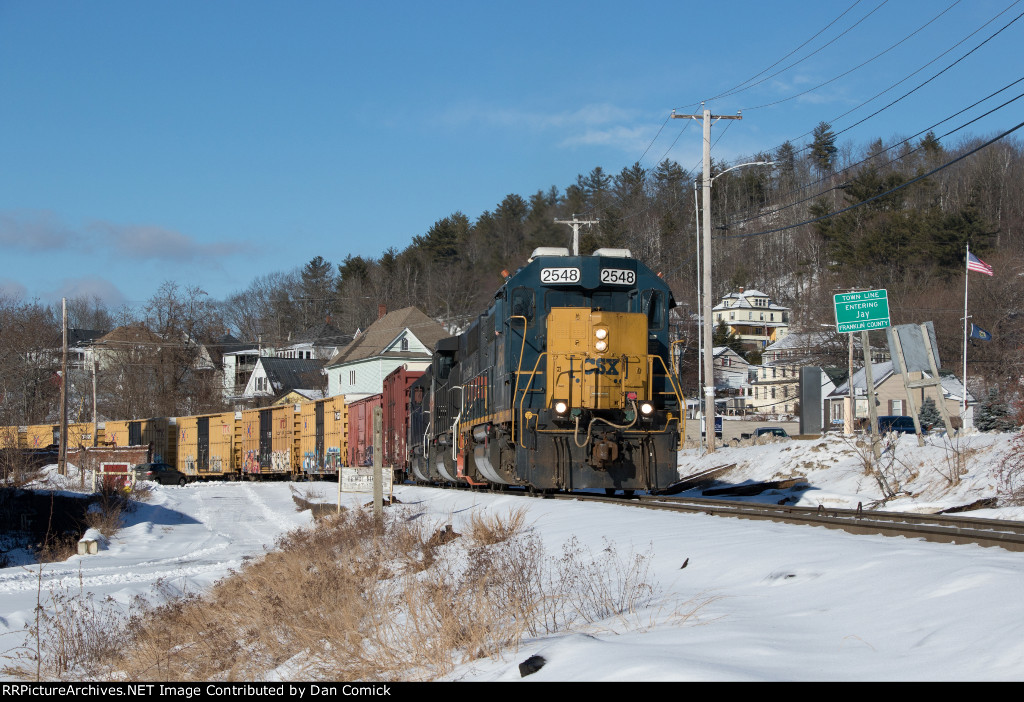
top-left (409, 247), bottom-right (684, 493)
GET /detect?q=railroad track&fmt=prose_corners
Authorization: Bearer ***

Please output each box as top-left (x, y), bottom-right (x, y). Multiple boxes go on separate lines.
top-left (540, 491), bottom-right (1024, 553)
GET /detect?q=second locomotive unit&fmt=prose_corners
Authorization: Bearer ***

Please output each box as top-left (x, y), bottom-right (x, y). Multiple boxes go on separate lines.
top-left (410, 247), bottom-right (684, 493)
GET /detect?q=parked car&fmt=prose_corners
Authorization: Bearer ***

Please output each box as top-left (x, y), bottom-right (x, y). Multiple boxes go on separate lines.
top-left (740, 427), bottom-right (790, 441)
top-left (133, 462), bottom-right (189, 486)
top-left (876, 415), bottom-right (918, 434)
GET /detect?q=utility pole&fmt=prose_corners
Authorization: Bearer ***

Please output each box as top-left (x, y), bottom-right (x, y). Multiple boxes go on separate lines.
top-left (554, 214), bottom-right (600, 256)
top-left (672, 106), bottom-right (741, 453)
top-left (58, 298), bottom-right (69, 476)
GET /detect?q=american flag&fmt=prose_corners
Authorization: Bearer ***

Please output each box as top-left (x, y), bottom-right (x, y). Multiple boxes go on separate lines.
top-left (967, 252), bottom-right (993, 276)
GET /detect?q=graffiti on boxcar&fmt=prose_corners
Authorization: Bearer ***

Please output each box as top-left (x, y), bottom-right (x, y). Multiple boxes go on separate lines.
top-left (271, 450), bottom-right (290, 473)
top-left (243, 450), bottom-right (259, 474)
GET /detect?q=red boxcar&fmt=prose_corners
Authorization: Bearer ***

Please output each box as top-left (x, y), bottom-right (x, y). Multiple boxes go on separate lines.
top-left (347, 394), bottom-right (383, 467)
top-left (382, 365), bottom-right (424, 472)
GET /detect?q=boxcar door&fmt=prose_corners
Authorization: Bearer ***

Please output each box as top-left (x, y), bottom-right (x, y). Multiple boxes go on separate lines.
top-left (197, 416), bottom-right (210, 473)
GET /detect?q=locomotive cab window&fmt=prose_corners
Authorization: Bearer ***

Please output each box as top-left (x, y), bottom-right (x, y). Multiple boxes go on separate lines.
top-left (511, 287), bottom-right (535, 323)
top-left (642, 289), bottom-right (665, 331)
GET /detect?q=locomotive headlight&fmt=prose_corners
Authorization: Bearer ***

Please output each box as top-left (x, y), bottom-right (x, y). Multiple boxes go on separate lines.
top-left (554, 400), bottom-right (569, 414)
top-left (640, 402), bottom-right (655, 416)
top-left (595, 328), bottom-right (608, 340)
top-left (595, 339), bottom-right (608, 352)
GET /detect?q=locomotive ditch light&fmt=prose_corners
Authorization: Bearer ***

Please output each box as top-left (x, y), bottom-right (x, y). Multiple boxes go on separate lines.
top-left (553, 400), bottom-right (569, 415)
top-left (640, 402), bottom-right (655, 416)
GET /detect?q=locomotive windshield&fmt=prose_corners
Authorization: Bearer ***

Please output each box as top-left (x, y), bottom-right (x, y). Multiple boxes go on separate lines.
top-left (543, 289), bottom-right (633, 313)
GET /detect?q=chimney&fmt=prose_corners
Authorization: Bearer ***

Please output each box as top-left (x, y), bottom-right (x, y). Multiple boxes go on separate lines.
top-left (378, 304), bottom-right (387, 320)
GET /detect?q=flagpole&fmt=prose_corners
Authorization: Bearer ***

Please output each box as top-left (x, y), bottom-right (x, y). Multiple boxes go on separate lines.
top-left (962, 244), bottom-right (970, 418)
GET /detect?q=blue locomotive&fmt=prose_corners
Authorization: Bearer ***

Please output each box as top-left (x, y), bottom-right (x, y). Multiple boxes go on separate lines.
top-left (409, 247), bottom-right (685, 493)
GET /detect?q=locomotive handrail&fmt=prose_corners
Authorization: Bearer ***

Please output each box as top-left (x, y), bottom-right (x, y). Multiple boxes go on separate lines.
top-left (509, 315), bottom-right (528, 449)
top-left (649, 353), bottom-right (686, 449)
top-left (515, 351), bottom-right (549, 449)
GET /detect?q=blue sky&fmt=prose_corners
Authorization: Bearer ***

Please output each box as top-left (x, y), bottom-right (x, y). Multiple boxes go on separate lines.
top-left (1, 0), bottom-right (1021, 309)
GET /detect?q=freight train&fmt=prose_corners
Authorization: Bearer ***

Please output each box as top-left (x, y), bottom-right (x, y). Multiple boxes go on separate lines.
top-left (0, 248), bottom-right (685, 493)
top-left (409, 247), bottom-right (684, 493)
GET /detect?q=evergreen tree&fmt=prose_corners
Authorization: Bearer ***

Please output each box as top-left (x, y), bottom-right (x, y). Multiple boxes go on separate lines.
top-left (809, 121), bottom-right (838, 177)
top-left (918, 397), bottom-right (943, 430)
top-left (976, 388), bottom-right (1018, 432)
top-left (299, 256), bottom-right (336, 328)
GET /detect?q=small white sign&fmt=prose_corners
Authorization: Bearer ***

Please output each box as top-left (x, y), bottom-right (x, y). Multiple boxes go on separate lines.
top-left (341, 467), bottom-right (393, 493)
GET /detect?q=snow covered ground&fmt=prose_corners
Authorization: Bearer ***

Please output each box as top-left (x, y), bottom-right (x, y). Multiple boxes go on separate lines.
top-left (2, 430), bottom-right (1023, 681)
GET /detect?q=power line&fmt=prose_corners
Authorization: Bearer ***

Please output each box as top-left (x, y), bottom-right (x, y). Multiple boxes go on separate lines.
top-left (738, 0), bottom-right (962, 112)
top-left (722, 78), bottom-right (1024, 229)
top-left (718, 119), bottom-right (1024, 242)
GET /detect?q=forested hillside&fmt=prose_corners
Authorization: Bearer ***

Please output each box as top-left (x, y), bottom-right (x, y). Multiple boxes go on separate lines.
top-left (224, 127), bottom-right (1024, 389)
top-left (3, 127), bottom-right (1022, 424)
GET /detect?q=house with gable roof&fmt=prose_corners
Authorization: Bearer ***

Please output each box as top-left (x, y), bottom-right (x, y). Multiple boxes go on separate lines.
top-left (825, 361), bottom-right (973, 428)
top-left (240, 356), bottom-right (326, 407)
top-left (712, 288), bottom-right (790, 351)
top-left (324, 306), bottom-right (448, 401)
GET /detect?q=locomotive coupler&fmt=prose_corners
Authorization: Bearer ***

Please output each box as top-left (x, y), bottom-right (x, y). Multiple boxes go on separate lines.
top-left (589, 433), bottom-right (619, 470)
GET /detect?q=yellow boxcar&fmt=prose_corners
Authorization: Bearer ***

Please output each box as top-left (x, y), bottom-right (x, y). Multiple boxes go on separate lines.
top-left (176, 412), bottom-right (240, 479)
top-left (21, 422), bottom-right (97, 450)
top-left (0, 426), bottom-right (25, 449)
top-left (24, 424), bottom-right (59, 449)
top-left (240, 405), bottom-right (299, 478)
top-left (298, 396), bottom-right (348, 478)
top-left (66, 422), bottom-right (98, 448)
top-left (101, 418), bottom-right (176, 465)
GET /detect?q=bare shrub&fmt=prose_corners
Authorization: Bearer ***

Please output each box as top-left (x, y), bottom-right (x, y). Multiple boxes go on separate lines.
top-left (846, 435), bottom-right (916, 505)
top-left (997, 432), bottom-right (1024, 505)
top-left (2, 575), bottom-right (130, 680)
top-left (466, 506), bottom-right (529, 546)
top-left (37, 533), bottom-right (78, 563)
top-left (0, 447), bottom-right (45, 489)
top-left (935, 435), bottom-right (975, 486)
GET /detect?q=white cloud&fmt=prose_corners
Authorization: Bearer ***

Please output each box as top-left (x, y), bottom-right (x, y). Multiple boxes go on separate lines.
top-left (88, 221), bottom-right (244, 263)
top-left (42, 276), bottom-right (129, 307)
top-left (0, 210), bottom-right (79, 251)
top-left (0, 278), bottom-right (28, 299)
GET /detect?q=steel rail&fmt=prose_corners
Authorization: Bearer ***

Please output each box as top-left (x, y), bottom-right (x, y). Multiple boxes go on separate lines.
top-left (538, 491), bottom-right (1024, 552)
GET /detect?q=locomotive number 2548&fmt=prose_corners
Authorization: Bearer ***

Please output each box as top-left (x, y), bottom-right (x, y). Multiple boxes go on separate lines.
top-left (540, 267), bottom-right (581, 284)
top-left (600, 268), bottom-right (635, 285)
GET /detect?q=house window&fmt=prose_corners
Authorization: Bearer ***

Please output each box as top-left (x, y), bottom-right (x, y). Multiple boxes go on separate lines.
top-left (401, 337), bottom-right (409, 351)
top-left (349, 370), bottom-right (356, 385)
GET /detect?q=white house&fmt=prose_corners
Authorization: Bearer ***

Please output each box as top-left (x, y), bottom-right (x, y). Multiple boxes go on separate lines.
top-left (325, 307), bottom-right (448, 401)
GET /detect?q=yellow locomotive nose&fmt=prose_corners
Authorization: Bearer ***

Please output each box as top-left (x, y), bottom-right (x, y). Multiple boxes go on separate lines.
top-left (546, 308), bottom-right (649, 412)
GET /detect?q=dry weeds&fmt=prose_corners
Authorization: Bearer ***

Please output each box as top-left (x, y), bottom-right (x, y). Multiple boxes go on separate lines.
top-left (466, 506), bottom-right (529, 546)
top-left (5, 503), bottom-right (683, 682)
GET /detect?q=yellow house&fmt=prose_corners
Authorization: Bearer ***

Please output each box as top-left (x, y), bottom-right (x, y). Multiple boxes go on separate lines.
top-left (712, 288), bottom-right (789, 351)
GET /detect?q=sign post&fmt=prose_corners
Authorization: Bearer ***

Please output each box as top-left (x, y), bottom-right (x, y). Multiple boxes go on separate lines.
top-left (834, 290), bottom-right (890, 455)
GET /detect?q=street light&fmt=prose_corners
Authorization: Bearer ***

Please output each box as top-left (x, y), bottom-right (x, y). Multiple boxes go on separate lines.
top-left (695, 160), bottom-right (775, 453)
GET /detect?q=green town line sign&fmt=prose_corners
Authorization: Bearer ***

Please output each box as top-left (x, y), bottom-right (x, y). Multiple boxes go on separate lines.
top-left (833, 289), bottom-right (890, 333)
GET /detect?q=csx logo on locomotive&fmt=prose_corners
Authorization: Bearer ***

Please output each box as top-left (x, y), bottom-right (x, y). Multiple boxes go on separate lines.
top-left (583, 358), bottom-right (620, 375)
